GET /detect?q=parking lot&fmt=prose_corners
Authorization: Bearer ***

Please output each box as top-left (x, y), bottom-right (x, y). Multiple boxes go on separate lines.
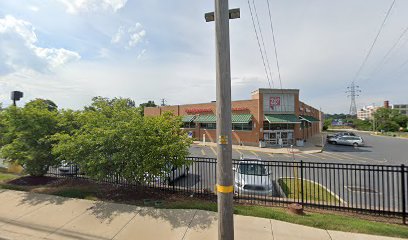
top-left (189, 132), bottom-right (408, 165)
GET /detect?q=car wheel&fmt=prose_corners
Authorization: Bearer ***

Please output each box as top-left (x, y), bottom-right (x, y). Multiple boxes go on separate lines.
top-left (353, 142), bottom-right (358, 147)
top-left (332, 141), bottom-right (337, 145)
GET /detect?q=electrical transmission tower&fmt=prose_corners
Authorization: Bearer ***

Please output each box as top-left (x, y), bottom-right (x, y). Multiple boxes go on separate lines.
top-left (160, 98), bottom-right (166, 106)
top-left (346, 82), bottom-right (361, 116)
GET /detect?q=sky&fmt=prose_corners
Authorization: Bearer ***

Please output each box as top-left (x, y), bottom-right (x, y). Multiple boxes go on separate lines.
top-left (0, 0), bottom-right (407, 114)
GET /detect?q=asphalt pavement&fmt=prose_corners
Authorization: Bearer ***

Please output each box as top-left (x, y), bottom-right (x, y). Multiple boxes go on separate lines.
top-left (189, 132), bottom-right (408, 165)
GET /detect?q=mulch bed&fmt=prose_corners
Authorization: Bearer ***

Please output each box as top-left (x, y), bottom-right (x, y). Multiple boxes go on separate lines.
top-left (7, 176), bottom-right (61, 186)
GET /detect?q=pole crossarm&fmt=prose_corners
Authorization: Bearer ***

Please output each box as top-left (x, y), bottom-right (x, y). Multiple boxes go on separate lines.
top-left (205, 8), bottom-right (240, 22)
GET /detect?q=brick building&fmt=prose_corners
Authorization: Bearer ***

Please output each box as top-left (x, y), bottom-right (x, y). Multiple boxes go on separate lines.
top-left (144, 88), bottom-right (322, 147)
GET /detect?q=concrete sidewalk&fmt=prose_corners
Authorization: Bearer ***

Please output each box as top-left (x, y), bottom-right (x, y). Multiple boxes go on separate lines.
top-left (193, 133), bottom-right (324, 154)
top-left (0, 189), bottom-right (403, 240)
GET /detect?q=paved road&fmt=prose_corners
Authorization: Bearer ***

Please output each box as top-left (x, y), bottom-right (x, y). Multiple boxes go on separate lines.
top-left (189, 132), bottom-right (408, 165)
top-left (186, 132), bottom-right (408, 212)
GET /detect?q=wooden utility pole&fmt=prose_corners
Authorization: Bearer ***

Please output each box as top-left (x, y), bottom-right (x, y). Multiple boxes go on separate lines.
top-left (205, 2), bottom-right (239, 240)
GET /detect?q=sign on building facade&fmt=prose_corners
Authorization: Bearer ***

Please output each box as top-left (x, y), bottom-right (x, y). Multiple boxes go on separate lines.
top-left (263, 93), bottom-right (295, 113)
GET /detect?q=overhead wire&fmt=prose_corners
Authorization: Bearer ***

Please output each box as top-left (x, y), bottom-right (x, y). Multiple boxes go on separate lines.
top-left (369, 24), bottom-right (408, 76)
top-left (252, 0), bottom-right (275, 88)
top-left (247, 0), bottom-right (273, 88)
top-left (351, 0), bottom-right (396, 83)
top-left (266, 0), bottom-right (283, 90)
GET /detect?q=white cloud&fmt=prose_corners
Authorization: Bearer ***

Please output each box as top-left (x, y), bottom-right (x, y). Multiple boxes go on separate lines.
top-left (111, 23), bottom-right (146, 49)
top-left (28, 5), bottom-right (40, 12)
top-left (0, 15), bottom-right (80, 75)
top-left (58, 0), bottom-right (128, 14)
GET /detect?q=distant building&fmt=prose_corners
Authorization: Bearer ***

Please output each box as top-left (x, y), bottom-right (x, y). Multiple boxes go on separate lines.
top-left (392, 104), bottom-right (408, 116)
top-left (145, 88), bottom-right (322, 147)
top-left (357, 105), bottom-right (379, 120)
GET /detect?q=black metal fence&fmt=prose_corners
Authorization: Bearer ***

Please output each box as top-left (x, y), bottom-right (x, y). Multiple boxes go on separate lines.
top-left (48, 157), bottom-right (408, 223)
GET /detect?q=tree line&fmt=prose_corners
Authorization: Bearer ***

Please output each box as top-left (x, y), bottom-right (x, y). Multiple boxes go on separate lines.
top-left (323, 107), bottom-right (408, 132)
top-left (0, 98), bottom-right (191, 181)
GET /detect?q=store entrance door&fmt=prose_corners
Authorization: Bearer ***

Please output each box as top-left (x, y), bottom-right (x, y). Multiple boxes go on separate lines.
top-left (264, 130), bottom-right (294, 147)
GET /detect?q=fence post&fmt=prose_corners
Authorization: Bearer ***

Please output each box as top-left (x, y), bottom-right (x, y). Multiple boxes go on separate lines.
top-left (401, 164), bottom-right (406, 225)
top-left (300, 160), bottom-right (304, 206)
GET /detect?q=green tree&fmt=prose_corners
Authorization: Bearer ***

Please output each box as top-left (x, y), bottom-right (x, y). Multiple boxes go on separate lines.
top-left (352, 119), bottom-right (372, 131)
top-left (0, 99), bottom-right (59, 176)
top-left (52, 98), bottom-right (191, 182)
top-left (373, 108), bottom-right (404, 132)
top-left (323, 118), bottom-right (333, 131)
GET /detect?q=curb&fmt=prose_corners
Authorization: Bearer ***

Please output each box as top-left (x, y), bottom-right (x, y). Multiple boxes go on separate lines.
top-left (192, 142), bottom-right (324, 155)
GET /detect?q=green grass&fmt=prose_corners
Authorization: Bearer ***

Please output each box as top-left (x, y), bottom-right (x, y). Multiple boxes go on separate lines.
top-left (0, 172), bottom-right (20, 183)
top-left (162, 200), bottom-right (408, 238)
top-left (1, 177), bottom-right (407, 238)
top-left (52, 188), bottom-right (99, 201)
top-left (278, 178), bottom-right (339, 204)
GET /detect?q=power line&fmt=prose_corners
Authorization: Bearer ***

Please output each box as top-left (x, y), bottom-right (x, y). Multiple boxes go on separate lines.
top-left (352, 0), bottom-right (396, 83)
top-left (251, 0), bottom-right (274, 87)
top-left (369, 24), bottom-right (408, 76)
top-left (266, 0), bottom-right (283, 89)
top-left (247, 0), bottom-right (273, 88)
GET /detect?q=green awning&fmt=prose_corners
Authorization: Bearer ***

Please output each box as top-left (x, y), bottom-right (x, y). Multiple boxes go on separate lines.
top-left (232, 114), bottom-right (253, 123)
top-left (264, 114), bottom-right (301, 123)
top-left (182, 115), bottom-right (196, 122)
top-left (300, 115), bottom-right (320, 122)
top-left (195, 115), bottom-right (216, 123)
top-left (193, 114), bottom-right (253, 123)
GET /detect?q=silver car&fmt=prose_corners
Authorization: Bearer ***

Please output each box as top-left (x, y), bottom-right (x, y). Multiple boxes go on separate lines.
top-left (58, 161), bottom-right (79, 175)
top-left (329, 136), bottom-right (364, 147)
top-left (234, 160), bottom-right (273, 196)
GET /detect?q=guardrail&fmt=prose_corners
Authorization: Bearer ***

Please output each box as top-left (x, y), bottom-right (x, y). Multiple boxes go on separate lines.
top-left (47, 157), bottom-right (408, 223)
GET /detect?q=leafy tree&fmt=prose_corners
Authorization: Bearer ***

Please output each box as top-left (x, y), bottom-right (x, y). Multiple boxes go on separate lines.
top-left (0, 100), bottom-right (59, 176)
top-left (139, 100), bottom-right (157, 116)
top-left (352, 119), bottom-right (372, 131)
top-left (25, 99), bottom-right (58, 112)
top-left (323, 118), bottom-right (333, 131)
top-left (52, 98), bottom-right (191, 182)
top-left (373, 107), bottom-right (405, 132)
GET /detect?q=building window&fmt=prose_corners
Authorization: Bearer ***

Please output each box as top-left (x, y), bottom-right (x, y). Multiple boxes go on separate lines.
top-left (200, 123), bottom-right (216, 129)
top-left (264, 123), bottom-right (295, 131)
top-left (232, 121), bottom-right (253, 131)
top-left (182, 122), bottom-right (195, 129)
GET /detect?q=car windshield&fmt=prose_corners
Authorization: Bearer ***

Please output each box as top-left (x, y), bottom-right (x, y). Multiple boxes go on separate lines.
top-left (238, 163), bottom-right (268, 176)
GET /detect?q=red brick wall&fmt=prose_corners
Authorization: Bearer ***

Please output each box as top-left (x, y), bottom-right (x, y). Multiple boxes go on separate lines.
top-left (145, 99), bottom-right (260, 146)
top-left (144, 91), bottom-right (321, 145)
top-left (144, 107), bottom-right (160, 116)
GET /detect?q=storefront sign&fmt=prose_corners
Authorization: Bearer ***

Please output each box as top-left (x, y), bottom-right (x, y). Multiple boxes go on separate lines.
top-left (232, 107), bottom-right (248, 111)
top-left (185, 108), bottom-right (213, 114)
top-left (269, 97), bottom-right (281, 110)
top-left (263, 93), bottom-right (295, 113)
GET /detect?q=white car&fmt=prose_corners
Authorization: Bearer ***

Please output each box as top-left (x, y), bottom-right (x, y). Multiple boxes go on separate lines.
top-left (234, 160), bottom-right (273, 196)
top-left (58, 161), bottom-right (79, 175)
top-left (329, 136), bottom-right (364, 147)
top-left (145, 164), bottom-right (190, 185)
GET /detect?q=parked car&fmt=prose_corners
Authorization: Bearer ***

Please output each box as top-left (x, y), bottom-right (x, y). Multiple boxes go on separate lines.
top-left (58, 161), bottom-right (79, 175)
top-left (145, 163), bottom-right (190, 185)
top-left (328, 136), bottom-right (364, 147)
top-left (234, 159), bottom-right (273, 196)
top-left (326, 132), bottom-right (357, 140)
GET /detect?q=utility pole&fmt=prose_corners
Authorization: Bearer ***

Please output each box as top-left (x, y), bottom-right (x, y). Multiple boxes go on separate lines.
top-left (205, 3), bottom-right (240, 240)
